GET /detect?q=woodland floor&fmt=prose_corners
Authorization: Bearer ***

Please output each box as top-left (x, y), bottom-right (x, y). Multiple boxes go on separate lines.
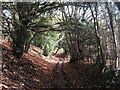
top-left (0, 40), bottom-right (71, 89)
top-left (1, 40), bottom-right (119, 89)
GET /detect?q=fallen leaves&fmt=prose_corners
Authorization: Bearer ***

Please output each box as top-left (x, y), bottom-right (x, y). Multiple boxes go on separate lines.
top-left (1, 40), bottom-right (56, 89)
top-left (63, 61), bottom-right (99, 88)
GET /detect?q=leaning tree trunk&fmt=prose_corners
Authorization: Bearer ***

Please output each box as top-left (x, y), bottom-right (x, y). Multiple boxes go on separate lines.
top-left (115, 17), bottom-right (120, 69)
top-left (105, 2), bottom-right (117, 69)
top-left (12, 2), bottom-right (31, 59)
top-left (24, 32), bottom-right (37, 53)
top-left (12, 24), bottom-right (28, 58)
top-left (89, 3), bottom-right (105, 74)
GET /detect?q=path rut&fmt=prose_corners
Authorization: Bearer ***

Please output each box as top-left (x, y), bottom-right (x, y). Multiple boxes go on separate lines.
top-left (53, 58), bottom-right (68, 88)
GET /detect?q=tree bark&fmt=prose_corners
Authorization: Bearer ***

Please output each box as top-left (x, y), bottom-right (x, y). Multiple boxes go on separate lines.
top-left (105, 2), bottom-right (117, 69)
top-left (89, 3), bottom-right (105, 73)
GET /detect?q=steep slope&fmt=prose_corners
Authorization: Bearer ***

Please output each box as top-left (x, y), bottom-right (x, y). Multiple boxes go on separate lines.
top-left (1, 40), bottom-right (56, 89)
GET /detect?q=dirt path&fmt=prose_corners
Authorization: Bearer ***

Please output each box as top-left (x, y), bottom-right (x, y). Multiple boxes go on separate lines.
top-left (53, 58), bottom-right (69, 88)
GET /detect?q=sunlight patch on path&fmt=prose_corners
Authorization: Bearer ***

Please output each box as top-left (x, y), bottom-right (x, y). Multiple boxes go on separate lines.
top-left (42, 56), bottom-right (70, 64)
top-left (54, 60), bottom-right (67, 88)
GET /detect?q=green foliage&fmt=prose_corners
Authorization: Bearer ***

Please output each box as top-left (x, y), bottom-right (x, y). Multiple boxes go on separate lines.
top-left (93, 70), bottom-right (120, 88)
top-left (103, 70), bottom-right (120, 87)
top-left (61, 17), bottom-right (97, 61)
top-left (33, 31), bottom-right (61, 56)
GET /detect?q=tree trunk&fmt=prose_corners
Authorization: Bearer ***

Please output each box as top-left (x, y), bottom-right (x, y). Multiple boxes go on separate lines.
top-left (89, 3), bottom-right (105, 73)
top-left (105, 2), bottom-right (117, 69)
top-left (11, 2), bottom-right (31, 58)
top-left (116, 18), bottom-right (120, 69)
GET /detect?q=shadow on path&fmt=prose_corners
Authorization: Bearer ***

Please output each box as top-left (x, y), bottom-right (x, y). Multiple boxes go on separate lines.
top-left (52, 58), bottom-right (70, 88)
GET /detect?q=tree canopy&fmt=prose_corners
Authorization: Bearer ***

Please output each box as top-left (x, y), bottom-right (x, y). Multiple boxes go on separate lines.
top-left (1, 1), bottom-right (120, 82)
